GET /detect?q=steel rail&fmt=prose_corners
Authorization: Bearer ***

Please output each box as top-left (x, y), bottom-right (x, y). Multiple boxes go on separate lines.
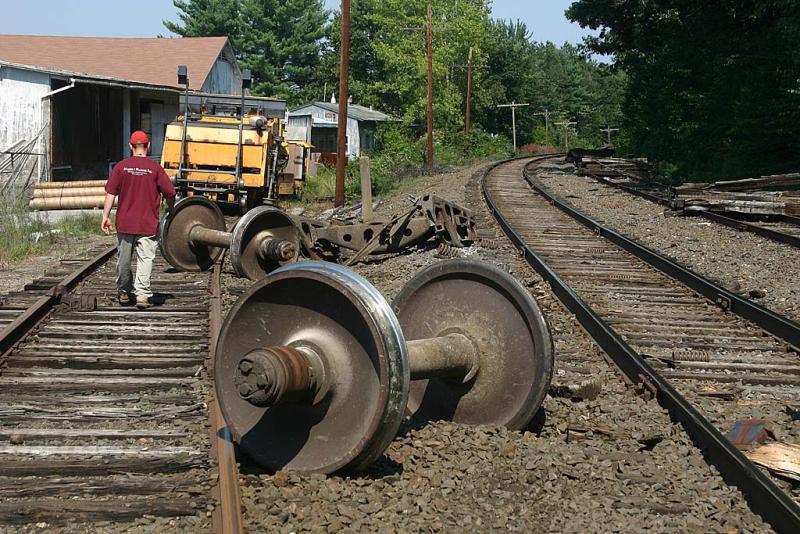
top-left (584, 168), bottom-right (800, 249)
top-left (482, 156), bottom-right (800, 533)
top-left (208, 261), bottom-right (245, 534)
top-left (0, 244), bottom-right (117, 358)
top-left (588, 173), bottom-right (673, 206)
top-left (534, 164), bottom-right (800, 350)
top-left (685, 209), bottom-right (800, 249)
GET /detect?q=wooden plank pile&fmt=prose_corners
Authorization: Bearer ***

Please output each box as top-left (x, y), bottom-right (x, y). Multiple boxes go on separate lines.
top-left (576, 157), bottom-right (653, 182)
top-left (675, 173), bottom-right (800, 216)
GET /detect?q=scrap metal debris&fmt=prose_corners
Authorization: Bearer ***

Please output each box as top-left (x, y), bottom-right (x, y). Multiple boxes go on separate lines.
top-left (675, 173), bottom-right (800, 217)
top-left (725, 419), bottom-right (774, 449)
top-left (299, 193), bottom-right (477, 264)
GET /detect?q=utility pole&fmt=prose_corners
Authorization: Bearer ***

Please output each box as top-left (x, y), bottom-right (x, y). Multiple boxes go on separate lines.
top-left (534, 109), bottom-right (554, 146)
top-left (600, 126), bottom-right (620, 146)
top-left (497, 102), bottom-right (529, 152)
top-left (402, 5), bottom-right (451, 167)
top-left (451, 48), bottom-right (487, 133)
top-left (555, 120), bottom-right (577, 151)
top-left (335, 0), bottom-right (351, 207)
top-left (426, 3), bottom-right (434, 166)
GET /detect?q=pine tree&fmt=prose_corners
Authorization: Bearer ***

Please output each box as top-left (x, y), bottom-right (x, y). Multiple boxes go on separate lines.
top-left (568, 0), bottom-right (800, 180)
top-left (165, 0), bottom-right (327, 104)
top-left (164, 0), bottom-right (243, 45)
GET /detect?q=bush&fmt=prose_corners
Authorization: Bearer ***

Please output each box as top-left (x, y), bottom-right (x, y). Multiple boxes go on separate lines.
top-left (0, 194), bottom-right (51, 263)
top-left (301, 125), bottom-right (514, 203)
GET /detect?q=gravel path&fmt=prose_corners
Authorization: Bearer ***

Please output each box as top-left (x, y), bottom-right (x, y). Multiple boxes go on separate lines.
top-left (535, 161), bottom-right (800, 322)
top-left (224, 163), bottom-right (770, 533)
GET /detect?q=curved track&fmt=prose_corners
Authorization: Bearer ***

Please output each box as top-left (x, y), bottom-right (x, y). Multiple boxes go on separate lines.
top-left (0, 243), bottom-right (242, 531)
top-left (484, 156), bottom-right (800, 532)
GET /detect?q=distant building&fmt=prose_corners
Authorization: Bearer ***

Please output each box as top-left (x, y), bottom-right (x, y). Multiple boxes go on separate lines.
top-left (0, 35), bottom-right (241, 181)
top-left (286, 101), bottom-right (390, 161)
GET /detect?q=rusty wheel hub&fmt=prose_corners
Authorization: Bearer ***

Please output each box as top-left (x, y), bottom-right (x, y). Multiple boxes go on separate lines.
top-left (215, 262), bottom-right (409, 474)
top-left (230, 207), bottom-right (301, 280)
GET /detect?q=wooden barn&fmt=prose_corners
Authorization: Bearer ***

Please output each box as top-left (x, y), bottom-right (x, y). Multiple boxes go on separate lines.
top-left (0, 35), bottom-right (242, 184)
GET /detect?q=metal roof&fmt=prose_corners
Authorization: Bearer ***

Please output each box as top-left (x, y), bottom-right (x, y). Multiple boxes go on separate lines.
top-left (289, 102), bottom-right (390, 122)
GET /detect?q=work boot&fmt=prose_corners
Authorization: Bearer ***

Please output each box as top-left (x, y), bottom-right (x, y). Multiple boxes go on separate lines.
top-left (136, 296), bottom-right (152, 310)
top-left (118, 293), bottom-right (132, 306)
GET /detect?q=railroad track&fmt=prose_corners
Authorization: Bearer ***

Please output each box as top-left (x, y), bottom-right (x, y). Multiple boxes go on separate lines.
top-left (0, 242), bottom-right (242, 531)
top-left (484, 156), bottom-right (800, 532)
top-left (582, 161), bottom-right (800, 249)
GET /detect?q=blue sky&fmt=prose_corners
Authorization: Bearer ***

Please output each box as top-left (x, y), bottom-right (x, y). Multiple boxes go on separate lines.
top-left (0, 0), bottom-right (595, 47)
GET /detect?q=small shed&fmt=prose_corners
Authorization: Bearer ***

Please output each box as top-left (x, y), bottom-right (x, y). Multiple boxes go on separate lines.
top-left (286, 102), bottom-right (389, 161)
top-left (0, 35), bottom-right (242, 183)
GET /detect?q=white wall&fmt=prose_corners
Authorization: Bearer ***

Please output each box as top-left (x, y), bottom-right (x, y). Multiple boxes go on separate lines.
top-left (0, 66), bottom-right (49, 151)
top-left (346, 116), bottom-right (360, 159)
top-left (0, 66), bottom-right (51, 182)
top-left (286, 116), bottom-right (311, 143)
top-left (288, 106), bottom-right (362, 158)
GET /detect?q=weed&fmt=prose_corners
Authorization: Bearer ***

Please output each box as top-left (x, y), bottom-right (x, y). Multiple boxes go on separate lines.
top-left (0, 191), bottom-right (103, 264)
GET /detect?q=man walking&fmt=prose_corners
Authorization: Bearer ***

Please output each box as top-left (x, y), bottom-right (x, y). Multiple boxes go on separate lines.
top-left (102, 130), bottom-right (176, 309)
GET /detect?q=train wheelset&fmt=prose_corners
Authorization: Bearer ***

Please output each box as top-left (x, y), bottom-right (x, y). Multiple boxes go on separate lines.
top-left (159, 196), bottom-right (302, 280)
top-left (214, 259), bottom-right (554, 474)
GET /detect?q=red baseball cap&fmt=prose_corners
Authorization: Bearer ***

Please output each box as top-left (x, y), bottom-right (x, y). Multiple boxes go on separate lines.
top-left (129, 130), bottom-right (149, 145)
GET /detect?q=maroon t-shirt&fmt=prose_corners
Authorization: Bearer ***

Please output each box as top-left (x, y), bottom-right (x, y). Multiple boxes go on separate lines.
top-left (105, 156), bottom-right (176, 235)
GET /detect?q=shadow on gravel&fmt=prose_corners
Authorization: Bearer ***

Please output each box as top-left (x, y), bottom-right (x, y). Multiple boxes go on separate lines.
top-left (235, 451), bottom-right (405, 481)
top-left (524, 406), bottom-right (547, 436)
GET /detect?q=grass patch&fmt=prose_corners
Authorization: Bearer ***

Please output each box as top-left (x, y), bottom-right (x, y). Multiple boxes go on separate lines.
top-left (0, 191), bottom-right (103, 264)
top-left (55, 211), bottom-right (103, 238)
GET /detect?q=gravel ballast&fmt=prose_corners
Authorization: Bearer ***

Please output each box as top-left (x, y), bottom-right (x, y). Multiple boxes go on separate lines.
top-left (535, 161), bottom-right (800, 322)
top-left (224, 162), bottom-right (771, 533)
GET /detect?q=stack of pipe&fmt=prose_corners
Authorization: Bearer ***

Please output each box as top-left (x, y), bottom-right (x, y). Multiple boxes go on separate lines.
top-left (29, 180), bottom-right (114, 210)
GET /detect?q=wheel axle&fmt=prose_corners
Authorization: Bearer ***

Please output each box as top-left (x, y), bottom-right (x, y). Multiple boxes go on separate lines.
top-left (159, 196), bottom-right (301, 280)
top-left (215, 259), bottom-right (554, 474)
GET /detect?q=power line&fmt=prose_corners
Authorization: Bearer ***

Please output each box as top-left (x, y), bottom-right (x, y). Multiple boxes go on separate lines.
top-left (402, 4), bottom-right (453, 167)
top-left (533, 109), bottom-right (557, 146)
top-left (600, 126), bottom-right (620, 146)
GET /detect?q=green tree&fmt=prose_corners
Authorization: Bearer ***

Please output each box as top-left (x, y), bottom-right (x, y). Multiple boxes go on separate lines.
top-left (567, 0), bottom-right (800, 180)
top-left (331, 0), bottom-right (494, 134)
top-left (165, 0), bottom-right (328, 104)
top-left (479, 20), bottom-right (626, 149)
top-left (321, 0), bottom-right (385, 107)
top-left (164, 0), bottom-right (242, 41)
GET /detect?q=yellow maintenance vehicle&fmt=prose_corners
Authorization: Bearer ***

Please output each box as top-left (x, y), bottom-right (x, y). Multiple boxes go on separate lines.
top-left (160, 90), bottom-right (288, 212)
top-left (161, 68), bottom-right (310, 212)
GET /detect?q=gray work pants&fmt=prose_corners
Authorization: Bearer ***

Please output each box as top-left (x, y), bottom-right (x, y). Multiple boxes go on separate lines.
top-left (116, 234), bottom-right (158, 299)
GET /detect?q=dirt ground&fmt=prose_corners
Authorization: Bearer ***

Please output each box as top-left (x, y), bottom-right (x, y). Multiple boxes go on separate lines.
top-left (0, 234), bottom-right (112, 296)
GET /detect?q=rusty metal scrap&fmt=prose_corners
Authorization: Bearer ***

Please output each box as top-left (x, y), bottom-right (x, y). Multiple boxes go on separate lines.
top-left (726, 419), bottom-right (774, 449)
top-left (299, 193), bottom-right (477, 263)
